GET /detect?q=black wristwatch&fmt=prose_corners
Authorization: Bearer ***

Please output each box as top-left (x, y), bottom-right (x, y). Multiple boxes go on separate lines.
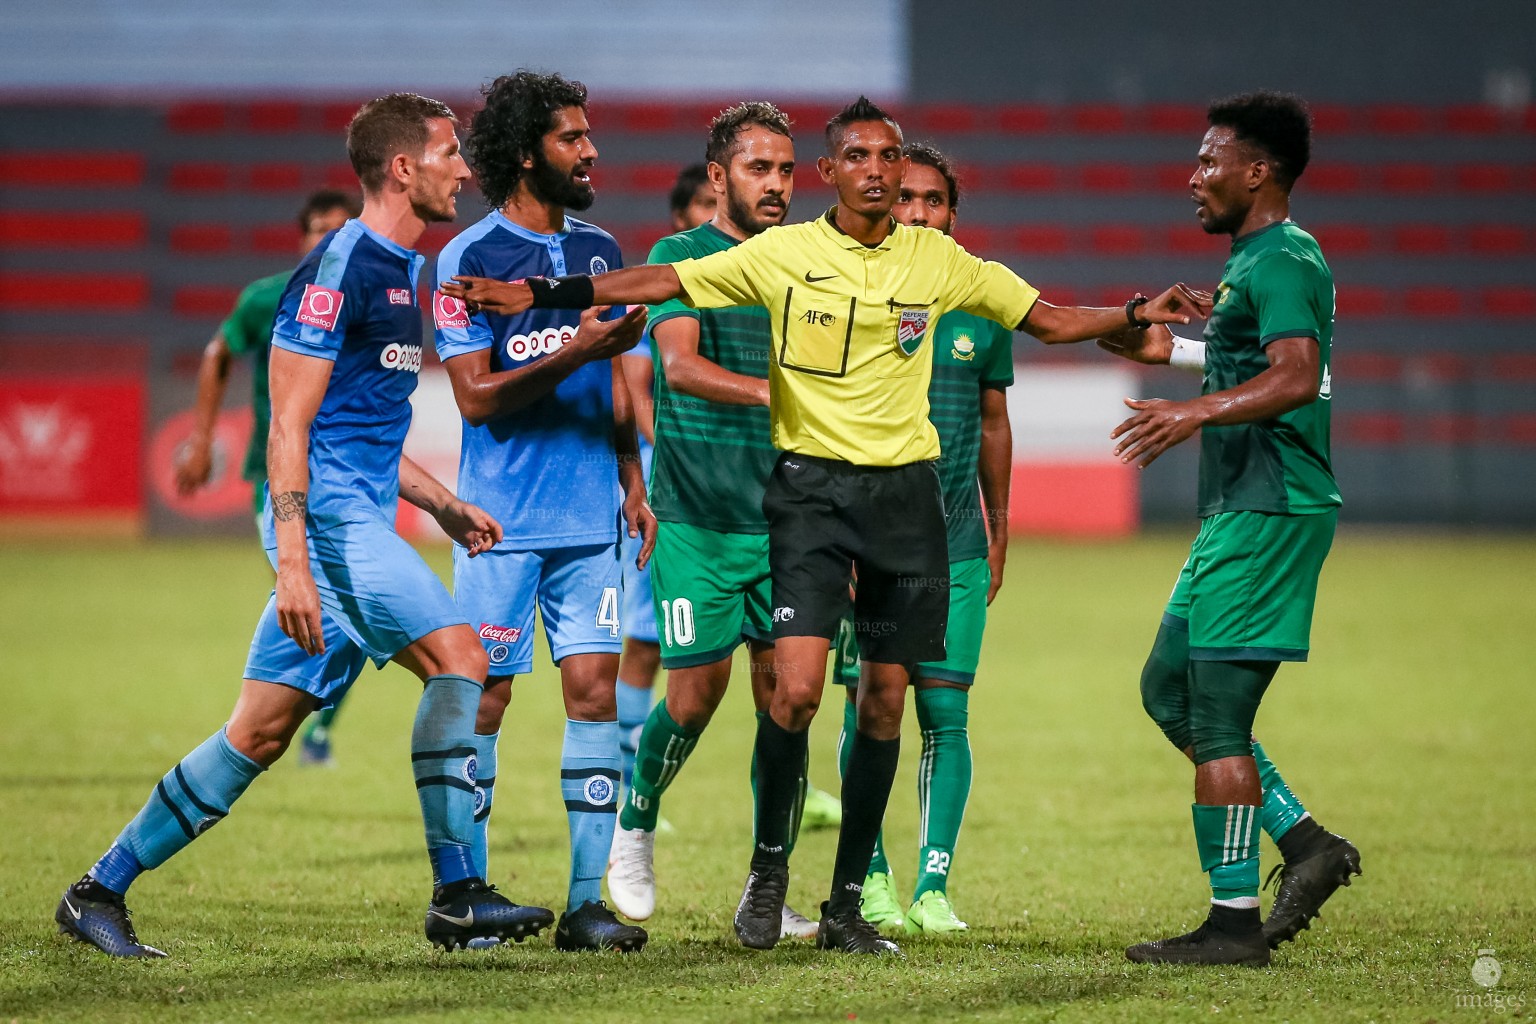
top-left (1125, 296), bottom-right (1151, 329)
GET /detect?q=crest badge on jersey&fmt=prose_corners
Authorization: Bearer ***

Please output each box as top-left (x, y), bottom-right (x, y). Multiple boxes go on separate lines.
top-left (590, 255), bottom-right (609, 275)
top-left (296, 284), bottom-right (344, 331)
top-left (433, 291), bottom-right (470, 329)
top-left (951, 332), bottom-right (976, 361)
top-left (896, 308), bottom-right (931, 356)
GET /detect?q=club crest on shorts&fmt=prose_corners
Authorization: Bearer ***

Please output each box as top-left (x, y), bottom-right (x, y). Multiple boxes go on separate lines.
top-left (896, 308), bottom-right (930, 355)
top-left (583, 775), bottom-right (615, 805)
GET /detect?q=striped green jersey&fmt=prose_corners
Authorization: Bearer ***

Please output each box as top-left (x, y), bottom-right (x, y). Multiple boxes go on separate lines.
top-left (645, 223), bottom-right (778, 533)
top-left (1200, 221), bottom-right (1340, 517)
top-left (928, 310), bottom-right (1014, 561)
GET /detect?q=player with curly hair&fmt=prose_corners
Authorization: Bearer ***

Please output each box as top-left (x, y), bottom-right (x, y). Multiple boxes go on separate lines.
top-left (432, 70), bottom-right (653, 952)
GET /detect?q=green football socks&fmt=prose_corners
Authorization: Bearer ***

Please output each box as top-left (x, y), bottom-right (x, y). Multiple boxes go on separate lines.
top-left (618, 700), bottom-right (699, 833)
top-left (1252, 738), bottom-right (1310, 842)
top-left (913, 686), bottom-right (971, 899)
top-left (1192, 802), bottom-right (1261, 905)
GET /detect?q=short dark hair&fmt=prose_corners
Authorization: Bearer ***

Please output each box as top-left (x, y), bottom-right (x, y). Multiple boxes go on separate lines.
top-left (296, 188), bottom-right (361, 232)
top-left (346, 93), bottom-right (456, 193)
top-left (903, 142), bottom-right (959, 209)
top-left (1207, 91), bottom-right (1312, 190)
top-left (704, 101), bottom-right (793, 166)
top-left (467, 70), bottom-right (589, 209)
top-left (825, 95), bottom-right (901, 155)
top-left (669, 164), bottom-right (710, 215)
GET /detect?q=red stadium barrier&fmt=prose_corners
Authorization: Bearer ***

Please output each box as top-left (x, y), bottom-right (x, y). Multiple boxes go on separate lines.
top-left (0, 272), bottom-right (147, 310)
top-left (0, 152), bottom-right (144, 188)
top-left (0, 211), bottom-right (144, 249)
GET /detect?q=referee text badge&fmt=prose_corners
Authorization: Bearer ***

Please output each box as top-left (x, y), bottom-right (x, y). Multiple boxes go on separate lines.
top-left (896, 308), bottom-right (931, 355)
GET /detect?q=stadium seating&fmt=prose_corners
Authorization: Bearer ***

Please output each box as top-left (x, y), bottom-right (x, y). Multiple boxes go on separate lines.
top-left (2, 99), bottom-right (1531, 523)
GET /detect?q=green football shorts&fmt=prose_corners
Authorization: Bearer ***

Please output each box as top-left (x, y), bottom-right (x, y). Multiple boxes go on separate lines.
top-left (648, 520), bottom-right (773, 669)
top-left (834, 556), bottom-right (990, 686)
top-left (1165, 509), bottom-right (1337, 662)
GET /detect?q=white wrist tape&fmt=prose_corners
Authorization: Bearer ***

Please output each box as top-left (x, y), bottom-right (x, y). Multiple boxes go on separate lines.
top-left (1169, 335), bottom-right (1206, 373)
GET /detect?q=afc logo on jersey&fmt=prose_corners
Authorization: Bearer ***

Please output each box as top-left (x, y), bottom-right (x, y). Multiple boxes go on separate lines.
top-left (433, 291), bottom-right (471, 329)
top-left (296, 284), bottom-right (344, 331)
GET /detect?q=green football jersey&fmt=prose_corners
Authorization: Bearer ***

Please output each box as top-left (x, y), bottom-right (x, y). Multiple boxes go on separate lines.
top-left (219, 270), bottom-right (287, 482)
top-left (1199, 221), bottom-right (1341, 517)
top-left (646, 223), bottom-right (778, 534)
top-left (928, 310), bottom-right (1014, 561)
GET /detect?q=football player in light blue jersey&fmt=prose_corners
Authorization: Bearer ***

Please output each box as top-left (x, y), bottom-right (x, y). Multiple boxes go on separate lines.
top-left (432, 71), bottom-right (652, 952)
top-left (56, 94), bottom-right (556, 958)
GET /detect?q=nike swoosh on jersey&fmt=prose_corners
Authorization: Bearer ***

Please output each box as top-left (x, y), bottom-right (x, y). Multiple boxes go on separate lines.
top-left (803, 272), bottom-right (837, 283)
top-left (428, 907), bottom-right (475, 927)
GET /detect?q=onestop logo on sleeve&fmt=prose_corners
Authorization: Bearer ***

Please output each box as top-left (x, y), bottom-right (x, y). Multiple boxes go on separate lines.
top-left (296, 285), bottom-right (344, 331)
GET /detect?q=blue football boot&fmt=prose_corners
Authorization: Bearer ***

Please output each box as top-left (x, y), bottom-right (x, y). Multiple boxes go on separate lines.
top-left (56, 877), bottom-right (168, 958)
top-left (554, 900), bottom-right (648, 952)
top-left (425, 878), bottom-right (554, 950)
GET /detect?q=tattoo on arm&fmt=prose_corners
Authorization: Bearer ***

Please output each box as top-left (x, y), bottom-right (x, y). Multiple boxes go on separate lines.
top-left (272, 491), bottom-right (308, 522)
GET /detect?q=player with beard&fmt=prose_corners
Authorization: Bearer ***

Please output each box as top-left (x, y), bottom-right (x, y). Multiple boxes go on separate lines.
top-left (444, 96), bottom-right (1200, 956)
top-left (432, 71), bottom-right (652, 952)
top-left (605, 102), bottom-right (834, 940)
top-left (56, 93), bottom-right (548, 957)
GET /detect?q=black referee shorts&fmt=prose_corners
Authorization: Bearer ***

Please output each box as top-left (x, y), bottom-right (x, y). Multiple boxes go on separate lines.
top-left (762, 452), bottom-right (949, 666)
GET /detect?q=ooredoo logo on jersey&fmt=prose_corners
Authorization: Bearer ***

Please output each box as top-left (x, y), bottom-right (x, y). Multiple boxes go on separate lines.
top-left (379, 343), bottom-right (423, 373)
top-left (506, 325), bottom-right (577, 362)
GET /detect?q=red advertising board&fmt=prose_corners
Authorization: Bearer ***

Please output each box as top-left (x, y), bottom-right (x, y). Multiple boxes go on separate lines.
top-left (0, 377), bottom-right (145, 520)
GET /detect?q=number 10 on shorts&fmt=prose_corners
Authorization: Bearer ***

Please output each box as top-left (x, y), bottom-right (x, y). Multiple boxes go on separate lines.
top-left (660, 598), bottom-right (695, 647)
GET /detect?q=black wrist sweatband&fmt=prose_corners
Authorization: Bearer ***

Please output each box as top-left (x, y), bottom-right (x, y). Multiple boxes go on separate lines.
top-left (527, 274), bottom-right (596, 309)
top-left (1125, 295), bottom-right (1150, 329)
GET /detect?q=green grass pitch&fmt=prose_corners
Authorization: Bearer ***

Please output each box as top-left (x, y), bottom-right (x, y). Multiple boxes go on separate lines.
top-left (1, 532), bottom-right (1532, 1023)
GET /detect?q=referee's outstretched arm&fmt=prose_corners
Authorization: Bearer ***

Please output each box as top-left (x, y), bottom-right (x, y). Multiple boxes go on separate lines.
top-left (1018, 284), bottom-right (1207, 345)
top-left (442, 264), bottom-right (685, 317)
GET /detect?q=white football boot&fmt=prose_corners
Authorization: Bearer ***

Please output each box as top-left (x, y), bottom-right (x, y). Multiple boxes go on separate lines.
top-left (606, 825), bottom-right (657, 921)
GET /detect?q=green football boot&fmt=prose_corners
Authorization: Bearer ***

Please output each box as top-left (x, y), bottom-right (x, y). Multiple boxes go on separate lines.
top-left (904, 890), bottom-right (968, 935)
top-left (800, 785), bottom-right (842, 831)
top-left (859, 871), bottom-right (905, 930)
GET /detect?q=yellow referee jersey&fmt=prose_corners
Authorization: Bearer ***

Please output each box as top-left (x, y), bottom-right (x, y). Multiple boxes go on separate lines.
top-left (673, 208), bottom-right (1038, 466)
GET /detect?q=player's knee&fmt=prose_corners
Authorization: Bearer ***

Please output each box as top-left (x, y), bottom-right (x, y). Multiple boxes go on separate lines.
top-left (475, 678), bottom-right (511, 733)
top-left (855, 695), bottom-right (902, 741)
top-left (1140, 659), bottom-right (1192, 751)
top-left (773, 683), bottom-right (820, 730)
top-left (225, 721), bottom-right (293, 767)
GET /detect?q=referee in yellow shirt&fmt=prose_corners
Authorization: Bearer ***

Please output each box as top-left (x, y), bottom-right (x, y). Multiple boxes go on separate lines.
top-left (444, 96), bottom-right (1200, 956)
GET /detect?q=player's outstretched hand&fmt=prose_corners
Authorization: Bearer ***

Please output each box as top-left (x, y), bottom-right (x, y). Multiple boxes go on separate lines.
top-left (173, 438), bottom-right (214, 496)
top-left (1111, 397), bottom-right (1204, 468)
top-left (440, 276), bottom-right (533, 316)
top-left (1097, 322), bottom-right (1175, 365)
top-left (623, 489), bottom-right (658, 570)
top-left (1139, 283), bottom-right (1213, 326)
top-left (436, 499), bottom-right (503, 557)
top-left (276, 564), bottom-right (325, 656)
top-left (575, 305), bottom-right (649, 363)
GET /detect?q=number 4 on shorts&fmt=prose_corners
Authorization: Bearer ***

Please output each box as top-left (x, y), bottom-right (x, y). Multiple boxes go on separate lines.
top-left (597, 587), bottom-right (620, 637)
